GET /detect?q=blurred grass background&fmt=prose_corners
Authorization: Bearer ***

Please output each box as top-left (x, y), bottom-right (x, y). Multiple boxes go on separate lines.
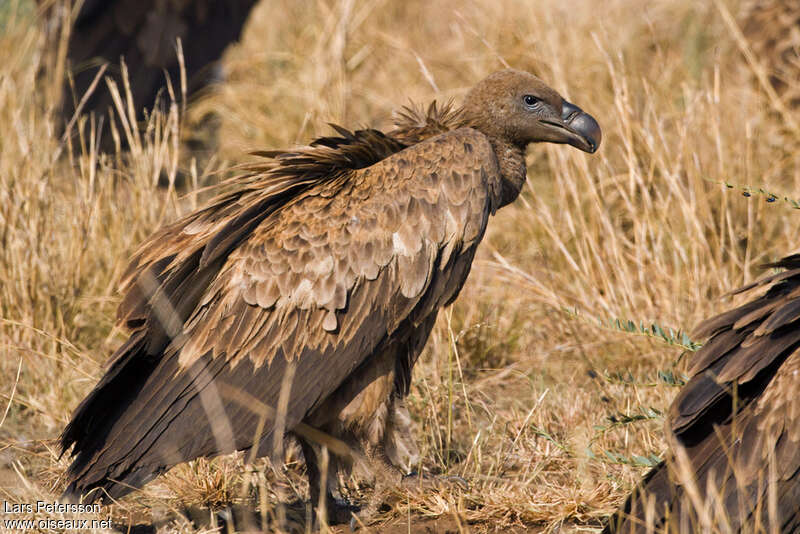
top-left (1, 0), bottom-right (799, 531)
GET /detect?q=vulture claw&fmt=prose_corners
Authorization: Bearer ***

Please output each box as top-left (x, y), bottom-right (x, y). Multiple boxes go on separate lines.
top-left (400, 472), bottom-right (470, 491)
top-left (443, 474), bottom-right (469, 490)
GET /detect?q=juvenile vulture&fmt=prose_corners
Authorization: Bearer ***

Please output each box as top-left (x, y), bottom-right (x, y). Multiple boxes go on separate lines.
top-left (60, 69), bottom-right (601, 522)
top-left (605, 255), bottom-right (800, 533)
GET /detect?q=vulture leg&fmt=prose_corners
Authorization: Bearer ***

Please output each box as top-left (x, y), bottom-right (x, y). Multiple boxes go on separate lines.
top-left (297, 437), bottom-right (356, 526)
top-left (298, 398), bottom-right (420, 528)
top-left (358, 444), bottom-right (404, 522)
top-left (296, 344), bottom-right (415, 526)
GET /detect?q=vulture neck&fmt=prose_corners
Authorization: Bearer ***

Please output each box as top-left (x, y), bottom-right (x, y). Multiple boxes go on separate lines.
top-left (489, 138), bottom-right (527, 209)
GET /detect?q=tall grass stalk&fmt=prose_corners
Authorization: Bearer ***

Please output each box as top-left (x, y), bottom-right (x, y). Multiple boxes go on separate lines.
top-left (2, 0), bottom-right (799, 531)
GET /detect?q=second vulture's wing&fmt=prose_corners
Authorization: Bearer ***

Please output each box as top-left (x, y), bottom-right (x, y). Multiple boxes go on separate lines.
top-left (606, 255), bottom-right (800, 533)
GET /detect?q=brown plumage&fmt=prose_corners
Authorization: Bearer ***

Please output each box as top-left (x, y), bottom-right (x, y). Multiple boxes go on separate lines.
top-left (46, 0), bottom-right (256, 147)
top-left (605, 255), bottom-right (800, 533)
top-left (59, 70), bottom-right (600, 521)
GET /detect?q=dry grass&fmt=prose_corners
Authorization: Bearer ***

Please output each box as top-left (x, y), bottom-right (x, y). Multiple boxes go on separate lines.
top-left (2, 0), bottom-right (800, 532)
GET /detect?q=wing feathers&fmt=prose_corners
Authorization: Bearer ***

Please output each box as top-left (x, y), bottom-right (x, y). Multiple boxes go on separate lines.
top-left (608, 256), bottom-right (800, 533)
top-left (686, 327), bottom-right (749, 376)
top-left (755, 292), bottom-right (800, 335)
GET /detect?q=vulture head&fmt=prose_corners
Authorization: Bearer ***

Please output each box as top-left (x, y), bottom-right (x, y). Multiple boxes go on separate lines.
top-left (462, 69), bottom-right (601, 154)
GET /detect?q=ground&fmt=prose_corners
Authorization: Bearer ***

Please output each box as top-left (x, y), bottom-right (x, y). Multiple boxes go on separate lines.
top-left (1, 0), bottom-right (799, 532)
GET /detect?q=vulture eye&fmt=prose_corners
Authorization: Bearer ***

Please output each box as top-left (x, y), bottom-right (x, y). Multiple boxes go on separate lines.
top-left (523, 95), bottom-right (539, 107)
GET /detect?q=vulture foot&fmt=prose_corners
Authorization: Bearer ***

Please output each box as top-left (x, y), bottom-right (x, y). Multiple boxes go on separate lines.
top-left (345, 444), bottom-right (406, 529)
top-left (400, 471), bottom-right (469, 492)
top-left (320, 498), bottom-right (360, 527)
top-left (347, 456), bottom-right (469, 530)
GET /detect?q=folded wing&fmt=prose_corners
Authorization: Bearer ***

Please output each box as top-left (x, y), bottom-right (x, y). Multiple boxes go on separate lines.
top-left (61, 128), bottom-right (500, 501)
top-left (606, 255), bottom-right (800, 533)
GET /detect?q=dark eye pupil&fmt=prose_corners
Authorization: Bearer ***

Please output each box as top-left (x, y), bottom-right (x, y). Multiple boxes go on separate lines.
top-left (524, 95), bottom-right (537, 106)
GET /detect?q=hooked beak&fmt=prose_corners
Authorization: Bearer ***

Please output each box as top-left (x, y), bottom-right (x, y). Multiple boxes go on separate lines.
top-left (542, 100), bottom-right (601, 153)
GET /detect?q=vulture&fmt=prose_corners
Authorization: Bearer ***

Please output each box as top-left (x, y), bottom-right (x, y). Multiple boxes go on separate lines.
top-left (605, 255), bottom-right (800, 533)
top-left (47, 0), bottom-right (257, 147)
top-left (59, 69), bottom-right (601, 522)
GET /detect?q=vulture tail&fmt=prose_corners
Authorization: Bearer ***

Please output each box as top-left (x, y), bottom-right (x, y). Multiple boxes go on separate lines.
top-left (60, 332), bottom-right (155, 501)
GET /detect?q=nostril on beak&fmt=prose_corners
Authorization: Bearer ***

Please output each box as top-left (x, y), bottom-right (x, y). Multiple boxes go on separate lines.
top-left (561, 101), bottom-right (582, 122)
